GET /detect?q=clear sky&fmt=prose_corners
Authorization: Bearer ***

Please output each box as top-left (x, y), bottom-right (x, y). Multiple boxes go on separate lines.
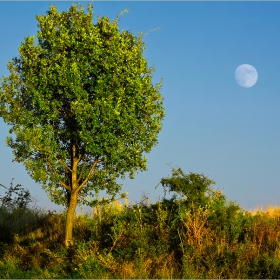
top-left (1, 1), bottom-right (280, 214)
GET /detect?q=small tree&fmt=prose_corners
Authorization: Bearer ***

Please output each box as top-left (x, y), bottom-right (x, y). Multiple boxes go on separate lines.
top-left (0, 179), bottom-right (35, 212)
top-left (0, 3), bottom-right (165, 246)
top-left (157, 165), bottom-right (216, 209)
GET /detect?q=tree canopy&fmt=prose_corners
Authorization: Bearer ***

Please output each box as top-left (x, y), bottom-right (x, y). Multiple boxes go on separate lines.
top-left (0, 3), bottom-right (165, 245)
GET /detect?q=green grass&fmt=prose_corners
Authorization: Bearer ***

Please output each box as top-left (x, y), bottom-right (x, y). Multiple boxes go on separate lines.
top-left (1, 195), bottom-right (280, 278)
top-left (1, 172), bottom-right (280, 278)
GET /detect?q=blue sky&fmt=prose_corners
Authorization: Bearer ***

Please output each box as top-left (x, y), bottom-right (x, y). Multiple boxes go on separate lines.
top-left (1, 1), bottom-right (280, 213)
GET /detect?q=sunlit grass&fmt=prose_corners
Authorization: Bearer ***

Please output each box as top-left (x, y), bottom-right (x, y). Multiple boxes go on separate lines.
top-left (1, 187), bottom-right (280, 278)
top-left (250, 204), bottom-right (280, 217)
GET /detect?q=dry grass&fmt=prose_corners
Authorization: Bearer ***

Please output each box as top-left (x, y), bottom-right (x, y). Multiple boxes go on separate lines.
top-left (249, 204), bottom-right (280, 217)
top-left (2, 198), bottom-right (280, 278)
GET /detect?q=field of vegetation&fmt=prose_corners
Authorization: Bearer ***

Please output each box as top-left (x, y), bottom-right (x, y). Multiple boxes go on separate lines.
top-left (1, 167), bottom-right (280, 279)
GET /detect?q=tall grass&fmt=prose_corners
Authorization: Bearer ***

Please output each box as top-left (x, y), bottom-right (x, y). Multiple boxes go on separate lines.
top-left (1, 169), bottom-right (280, 278)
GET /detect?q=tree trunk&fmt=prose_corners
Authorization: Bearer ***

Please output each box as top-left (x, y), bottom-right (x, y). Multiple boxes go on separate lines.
top-left (65, 142), bottom-right (79, 247)
top-left (65, 190), bottom-right (78, 247)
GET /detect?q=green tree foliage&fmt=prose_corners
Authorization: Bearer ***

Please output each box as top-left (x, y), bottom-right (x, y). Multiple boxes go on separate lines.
top-left (158, 165), bottom-right (216, 209)
top-left (0, 3), bottom-right (165, 246)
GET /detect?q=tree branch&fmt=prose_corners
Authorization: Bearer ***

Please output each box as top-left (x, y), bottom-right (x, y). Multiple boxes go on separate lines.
top-left (77, 161), bottom-right (87, 184)
top-left (34, 140), bottom-right (72, 174)
top-left (46, 158), bottom-right (71, 191)
top-left (77, 158), bottom-right (99, 192)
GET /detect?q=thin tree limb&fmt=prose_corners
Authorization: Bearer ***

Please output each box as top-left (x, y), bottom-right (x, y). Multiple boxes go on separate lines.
top-left (77, 161), bottom-right (87, 184)
top-left (46, 159), bottom-right (70, 191)
top-left (77, 158), bottom-right (99, 192)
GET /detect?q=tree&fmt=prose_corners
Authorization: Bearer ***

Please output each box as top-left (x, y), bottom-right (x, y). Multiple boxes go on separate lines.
top-left (157, 165), bottom-right (216, 209)
top-left (0, 3), bottom-right (165, 246)
top-left (0, 179), bottom-right (36, 212)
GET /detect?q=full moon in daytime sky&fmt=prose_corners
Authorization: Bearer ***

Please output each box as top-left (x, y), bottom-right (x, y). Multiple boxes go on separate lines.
top-left (235, 64), bottom-right (258, 88)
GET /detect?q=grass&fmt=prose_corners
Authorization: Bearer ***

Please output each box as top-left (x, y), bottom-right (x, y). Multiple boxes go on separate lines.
top-left (1, 171), bottom-right (280, 278)
top-left (1, 198), bottom-right (280, 278)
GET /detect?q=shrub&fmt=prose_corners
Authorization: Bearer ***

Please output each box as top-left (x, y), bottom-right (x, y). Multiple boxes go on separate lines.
top-left (0, 179), bottom-right (36, 212)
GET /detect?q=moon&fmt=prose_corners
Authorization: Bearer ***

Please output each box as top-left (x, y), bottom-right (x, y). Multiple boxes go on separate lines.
top-left (235, 64), bottom-right (258, 88)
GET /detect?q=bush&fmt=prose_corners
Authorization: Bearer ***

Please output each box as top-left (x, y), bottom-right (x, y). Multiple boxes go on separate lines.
top-left (157, 165), bottom-right (215, 210)
top-left (0, 179), bottom-right (41, 243)
top-left (0, 179), bottom-right (36, 212)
